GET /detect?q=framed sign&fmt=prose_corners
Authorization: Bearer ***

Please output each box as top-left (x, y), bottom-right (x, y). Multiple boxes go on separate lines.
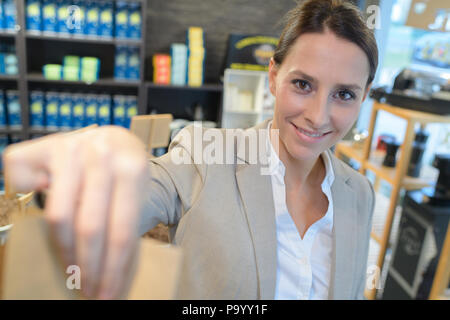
top-left (406, 0), bottom-right (450, 32)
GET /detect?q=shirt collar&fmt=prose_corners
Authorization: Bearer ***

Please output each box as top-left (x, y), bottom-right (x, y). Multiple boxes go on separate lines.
top-left (266, 119), bottom-right (335, 187)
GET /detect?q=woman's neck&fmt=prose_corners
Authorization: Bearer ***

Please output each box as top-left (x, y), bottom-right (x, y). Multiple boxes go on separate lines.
top-left (270, 120), bottom-right (325, 190)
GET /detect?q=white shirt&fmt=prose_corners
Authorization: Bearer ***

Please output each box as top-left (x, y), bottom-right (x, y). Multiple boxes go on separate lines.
top-left (266, 120), bottom-right (335, 300)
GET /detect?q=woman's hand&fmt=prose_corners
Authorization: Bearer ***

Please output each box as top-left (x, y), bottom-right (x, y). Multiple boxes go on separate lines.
top-left (3, 126), bottom-right (150, 299)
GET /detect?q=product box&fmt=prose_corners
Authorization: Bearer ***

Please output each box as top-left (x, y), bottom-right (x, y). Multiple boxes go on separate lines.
top-left (98, 0), bottom-right (113, 38)
top-left (153, 54), bottom-right (171, 84)
top-left (29, 91), bottom-right (45, 128)
top-left (127, 2), bottom-right (141, 39)
top-left (57, 0), bottom-right (71, 35)
top-left (4, 52), bottom-right (18, 75)
top-left (126, 47), bottom-right (140, 80)
top-left (45, 91), bottom-right (60, 129)
top-left (6, 90), bottom-right (21, 128)
top-left (0, 90), bottom-right (6, 127)
top-left (84, 0), bottom-right (99, 36)
top-left (71, 0), bottom-right (85, 35)
top-left (71, 93), bottom-right (85, 128)
top-left (171, 43), bottom-right (188, 86)
top-left (114, 46), bottom-right (128, 79)
top-left (26, 0), bottom-right (42, 33)
top-left (125, 95), bottom-right (137, 128)
top-left (80, 57), bottom-right (100, 82)
top-left (114, 0), bottom-right (128, 38)
top-left (0, 0), bottom-right (4, 30)
top-left (42, 0), bottom-right (58, 34)
top-left (97, 94), bottom-right (111, 126)
top-left (84, 94), bottom-right (97, 125)
top-left (43, 64), bottom-right (62, 80)
top-left (0, 53), bottom-right (4, 74)
top-left (3, 0), bottom-right (16, 31)
top-left (59, 92), bottom-right (72, 129)
top-left (112, 95), bottom-right (126, 127)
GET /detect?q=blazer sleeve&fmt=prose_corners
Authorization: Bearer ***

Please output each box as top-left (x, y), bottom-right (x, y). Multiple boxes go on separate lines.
top-left (138, 125), bottom-right (207, 236)
top-left (355, 176), bottom-right (376, 299)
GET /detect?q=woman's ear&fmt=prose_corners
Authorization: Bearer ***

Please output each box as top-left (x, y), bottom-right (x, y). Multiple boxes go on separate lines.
top-left (268, 58), bottom-right (278, 96)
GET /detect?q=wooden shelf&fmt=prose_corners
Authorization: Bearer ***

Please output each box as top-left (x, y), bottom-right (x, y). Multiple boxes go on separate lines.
top-left (0, 74), bottom-right (18, 82)
top-left (376, 103), bottom-right (450, 124)
top-left (27, 73), bottom-right (141, 87)
top-left (0, 127), bottom-right (23, 134)
top-left (146, 82), bottom-right (223, 92)
top-left (0, 30), bottom-right (16, 37)
top-left (25, 32), bottom-right (142, 47)
top-left (335, 140), bottom-right (364, 162)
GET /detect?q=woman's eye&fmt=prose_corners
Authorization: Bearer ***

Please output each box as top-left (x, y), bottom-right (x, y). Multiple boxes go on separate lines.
top-left (336, 90), bottom-right (355, 101)
top-left (292, 79), bottom-right (311, 91)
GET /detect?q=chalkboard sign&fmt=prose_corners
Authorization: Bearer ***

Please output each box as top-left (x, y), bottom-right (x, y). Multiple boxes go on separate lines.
top-left (391, 213), bottom-right (427, 287)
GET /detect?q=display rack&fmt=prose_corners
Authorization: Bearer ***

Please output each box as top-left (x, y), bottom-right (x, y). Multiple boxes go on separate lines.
top-left (335, 101), bottom-right (450, 300)
top-left (0, 0), bottom-right (148, 140)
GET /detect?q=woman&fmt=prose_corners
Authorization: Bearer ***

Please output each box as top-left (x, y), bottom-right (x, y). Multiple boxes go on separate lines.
top-left (4, 0), bottom-right (377, 300)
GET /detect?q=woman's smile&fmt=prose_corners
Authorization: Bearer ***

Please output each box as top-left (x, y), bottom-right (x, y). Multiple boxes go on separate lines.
top-left (291, 122), bottom-right (332, 144)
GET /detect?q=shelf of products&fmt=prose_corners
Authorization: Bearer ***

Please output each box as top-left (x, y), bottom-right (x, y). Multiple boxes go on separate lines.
top-left (25, 32), bottom-right (142, 47)
top-left (27, 73), bottom-right (140, 87)
top-left (335, 101), bottom-right (450, 300)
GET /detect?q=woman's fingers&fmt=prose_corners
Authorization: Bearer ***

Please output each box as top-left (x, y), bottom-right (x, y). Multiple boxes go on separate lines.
top-left (97, 155), bottom-right (147, 299)
top-left (75, 142), bottom-right (114, 299)
top-left (45, 136), bottom-right (82, 268)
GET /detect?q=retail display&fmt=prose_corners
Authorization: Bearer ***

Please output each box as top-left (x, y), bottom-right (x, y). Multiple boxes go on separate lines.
top-left (25, 0), bottom-right (140, 38)
top-left (153, 54), bottom-right (171, 85)
top-left (170, 43), bottom-right (187, 86)
top-left (407, 129), bottom-right (429, 178)
top-left (1, 0), bottom-right (16, 31)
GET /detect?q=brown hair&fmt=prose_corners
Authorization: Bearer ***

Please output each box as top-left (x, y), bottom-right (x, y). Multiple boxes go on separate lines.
top-left (273, 0), bottom-right (378, 88)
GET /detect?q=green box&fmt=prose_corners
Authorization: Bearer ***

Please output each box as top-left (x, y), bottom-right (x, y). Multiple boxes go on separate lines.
top-left (63, 56), bottom-right (80, 68)
top-left (63, 66), bottom-right (80, 81)
top-left (80, 70), bottom-right (98, 83)
top-left (43, 64), bottom-right (62, 80)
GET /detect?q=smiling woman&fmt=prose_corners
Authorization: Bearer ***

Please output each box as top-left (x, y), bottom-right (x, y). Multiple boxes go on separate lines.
top-left (3, 0), bottom-right (379, 300)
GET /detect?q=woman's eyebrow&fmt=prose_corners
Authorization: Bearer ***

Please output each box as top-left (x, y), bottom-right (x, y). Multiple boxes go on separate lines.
top-left (289, 70), bottom-right (363, 91)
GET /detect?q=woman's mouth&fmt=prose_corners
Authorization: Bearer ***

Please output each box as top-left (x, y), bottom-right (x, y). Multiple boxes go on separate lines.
top-left (291, 123), bottom-right (332, 142)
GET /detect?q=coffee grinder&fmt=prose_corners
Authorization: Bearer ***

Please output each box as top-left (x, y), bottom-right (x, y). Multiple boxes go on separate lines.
top-left (382, 153), bottom-right (450, 299)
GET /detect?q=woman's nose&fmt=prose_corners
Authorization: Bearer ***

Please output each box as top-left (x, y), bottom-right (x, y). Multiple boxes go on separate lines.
top-left (303, 93), bottom-right (331, 131)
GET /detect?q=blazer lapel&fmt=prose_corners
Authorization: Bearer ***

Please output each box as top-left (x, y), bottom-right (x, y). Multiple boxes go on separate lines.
top-left (328, 151), bottom-right (358, 299)
top-left (234, 120), bottom-right (277, 299)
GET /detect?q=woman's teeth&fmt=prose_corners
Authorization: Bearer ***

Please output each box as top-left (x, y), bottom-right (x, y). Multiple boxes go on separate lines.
top-left (297, 127), bottom-right (326, 137)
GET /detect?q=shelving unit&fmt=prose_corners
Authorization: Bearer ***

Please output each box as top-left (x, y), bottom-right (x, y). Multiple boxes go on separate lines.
top-left (221, 68), bottom-right (274, 129)
top-left (334, 101), bottom-right (450, 300)
top-left (0, 0), bottom-right (148, 140)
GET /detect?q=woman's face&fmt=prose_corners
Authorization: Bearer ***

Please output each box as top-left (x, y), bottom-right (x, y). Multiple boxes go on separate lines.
top-left (269, 29), bottom-right (372, 163)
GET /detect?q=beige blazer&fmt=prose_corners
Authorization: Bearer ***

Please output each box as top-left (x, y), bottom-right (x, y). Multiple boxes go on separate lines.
top-left (139, 119), bottom-right (375, 300)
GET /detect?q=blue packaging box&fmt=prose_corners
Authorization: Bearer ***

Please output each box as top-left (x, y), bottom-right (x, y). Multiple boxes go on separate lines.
top-left (45, 91), bottom-right (59, 128)
top-left (125, 95), bottom-right (137, 128)
top-left (126, 46), bottom-right (140, 80)
top-left (0, 90), bottom-right (6, 127)
top-left (70, 0), bottom-right (85, 35)
top-left (114, 0), bottom-right (128, 38)
top-left (42, 0), bottom-right (58, 33)
top-left (84, 0), bottom-right (99, 36)
top-left (26, 0), bottom-right (42, 32)
top-left (4, 53), bottom-right (18, 75)
top-left (0, 53), bottom-right (5, 74)
top-left (97, 94), bottom-right (111, 126)
top-left (6, 90), bottom-right (21, 127)
top-left (127, 2), bottom-right (141, 39)
top-left (112, 95), bottom-right (126, 127)
top-left (98, 0), bottom-right (113, 38)
top-left (0, 0), bottom-right (4, 30)
top-left (71, 93), bottom-right (85, 128)
top-left (114, 45), bottom-right (128, 79)
top-left (3, 0), bottom-right (16, 31)
top-left (57, 0), bottom-right (71, 35)
top-left (84, 94), bottom-right (97, 125)
top-left (59, 92), bottom-right (72, 129)
top-left (30, 91), bottom-right (45, 128)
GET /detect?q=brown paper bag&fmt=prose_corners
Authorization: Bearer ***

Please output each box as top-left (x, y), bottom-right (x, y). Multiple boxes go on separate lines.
top-left (1, 213), bottom-right (182, 300)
